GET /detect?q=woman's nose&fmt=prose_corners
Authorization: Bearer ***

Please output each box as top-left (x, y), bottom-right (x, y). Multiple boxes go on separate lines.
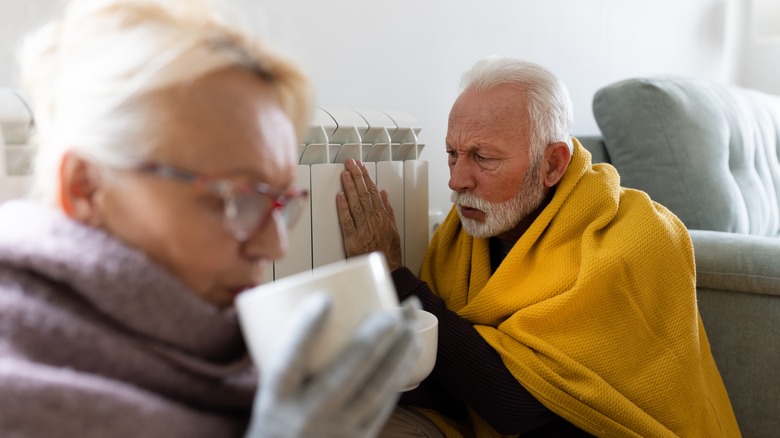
top-left (241, 210), bottom-right (288, 261)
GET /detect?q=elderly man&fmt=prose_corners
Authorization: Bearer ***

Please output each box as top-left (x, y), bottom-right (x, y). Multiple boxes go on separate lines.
top-left (338, 57), bottom-right (741, 437)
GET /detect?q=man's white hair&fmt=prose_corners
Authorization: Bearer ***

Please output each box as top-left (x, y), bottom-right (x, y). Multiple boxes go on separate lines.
top-left (459, 56), bottom-right (573, 156)
top-left (18, 0), bottom-right (312, 204)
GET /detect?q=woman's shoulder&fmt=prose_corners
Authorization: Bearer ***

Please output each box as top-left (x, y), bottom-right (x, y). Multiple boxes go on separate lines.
top-left (0, 357), bottom-right (242, 437)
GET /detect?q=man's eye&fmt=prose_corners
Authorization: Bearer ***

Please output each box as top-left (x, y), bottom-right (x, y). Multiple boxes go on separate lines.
top-left (474, 154), bottom-right (501, 170)
top-left (474, 153), bottom-right (495, 164)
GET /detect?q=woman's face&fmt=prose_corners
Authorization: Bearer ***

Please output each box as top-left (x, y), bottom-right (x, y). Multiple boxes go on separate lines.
top-left (93, 67), bottom-right (299, 308)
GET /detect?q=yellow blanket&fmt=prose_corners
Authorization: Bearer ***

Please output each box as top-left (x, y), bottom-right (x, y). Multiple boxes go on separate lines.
top-left (419, 139), bottom-right (740, 437)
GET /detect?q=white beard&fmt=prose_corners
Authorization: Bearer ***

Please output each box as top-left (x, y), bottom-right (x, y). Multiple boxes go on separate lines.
top-left (451, 159), bottom-right (546, 239)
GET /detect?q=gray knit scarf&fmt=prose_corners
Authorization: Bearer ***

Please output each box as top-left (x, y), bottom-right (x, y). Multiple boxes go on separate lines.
top-left (0, 200), bottom-right (256, 437)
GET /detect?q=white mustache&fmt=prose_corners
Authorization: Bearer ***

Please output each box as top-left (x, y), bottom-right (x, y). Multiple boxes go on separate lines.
top-left (451, 191), bottom-right (490, 211)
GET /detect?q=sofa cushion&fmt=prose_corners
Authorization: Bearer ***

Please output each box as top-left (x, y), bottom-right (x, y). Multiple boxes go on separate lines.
top-left (593, 77), bottom-right (780, 236)
top-left (577, 136), bottom-right (610, 164)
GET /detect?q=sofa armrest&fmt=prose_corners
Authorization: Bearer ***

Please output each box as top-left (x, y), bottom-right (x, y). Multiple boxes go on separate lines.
top-left (690, 229), bottom-right (780, 297)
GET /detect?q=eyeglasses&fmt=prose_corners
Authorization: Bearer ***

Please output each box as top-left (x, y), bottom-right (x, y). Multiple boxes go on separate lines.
top-left (136, 162), bottom-right (309, 241)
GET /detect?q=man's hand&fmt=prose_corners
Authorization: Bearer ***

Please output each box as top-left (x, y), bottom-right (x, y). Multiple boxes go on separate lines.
top-left (337, 159), bottom-right (403, 271)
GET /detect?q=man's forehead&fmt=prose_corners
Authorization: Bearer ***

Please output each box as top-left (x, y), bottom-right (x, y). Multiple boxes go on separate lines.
top-left (446, 111), bottom-right (528, 149)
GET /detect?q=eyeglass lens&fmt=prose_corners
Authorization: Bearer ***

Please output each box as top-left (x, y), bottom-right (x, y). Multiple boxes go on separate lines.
top-left (225, 191), bottom-right (307, 241)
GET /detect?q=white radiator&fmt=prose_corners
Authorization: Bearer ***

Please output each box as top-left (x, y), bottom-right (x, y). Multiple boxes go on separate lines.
top-left (270, 107), bottom-right (428, 282)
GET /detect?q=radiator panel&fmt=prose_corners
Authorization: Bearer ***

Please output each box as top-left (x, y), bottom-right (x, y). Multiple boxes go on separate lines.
top-left (272, 107), bottom-right (428, 280)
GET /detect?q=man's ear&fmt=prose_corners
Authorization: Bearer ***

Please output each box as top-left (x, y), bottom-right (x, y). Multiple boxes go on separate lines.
top-left (58, 152), bottom-right (104, 225)
top-left (541, 141), bottom-right (572, 188)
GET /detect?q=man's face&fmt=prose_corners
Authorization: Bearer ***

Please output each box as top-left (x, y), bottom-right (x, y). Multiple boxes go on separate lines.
top-left (445, 84), bottom-right (547, 239)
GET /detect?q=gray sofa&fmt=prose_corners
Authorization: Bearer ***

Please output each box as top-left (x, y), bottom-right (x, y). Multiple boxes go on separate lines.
top-left (580, 77), bottom-right (780, 438)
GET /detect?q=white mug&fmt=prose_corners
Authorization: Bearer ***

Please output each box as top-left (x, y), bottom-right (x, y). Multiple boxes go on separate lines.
top-left (235, 252), bottom-right (399, 375)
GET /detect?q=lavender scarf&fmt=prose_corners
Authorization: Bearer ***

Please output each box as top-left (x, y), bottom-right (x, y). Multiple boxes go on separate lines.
top-left (0, 200), bottom-right (256, 437)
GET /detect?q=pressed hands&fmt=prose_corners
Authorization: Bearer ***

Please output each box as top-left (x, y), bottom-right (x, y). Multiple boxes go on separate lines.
top-left (337, 159), bottom-right (404, 271)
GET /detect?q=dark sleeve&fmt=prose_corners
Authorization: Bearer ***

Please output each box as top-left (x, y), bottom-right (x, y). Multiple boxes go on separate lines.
top-left (392, 267), bottom-right (563, 435)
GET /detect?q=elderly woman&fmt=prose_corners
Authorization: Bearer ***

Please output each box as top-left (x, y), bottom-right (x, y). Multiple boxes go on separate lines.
top-left (0, 0), bottom-right (419, 436)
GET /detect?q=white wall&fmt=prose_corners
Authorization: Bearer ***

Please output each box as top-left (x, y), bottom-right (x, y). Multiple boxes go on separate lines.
top-left (0, 1), bottom-right (63, 86)
top-left (0, 0), bottom-right (753, 219)
top-left (739, 0), bottom-right (780, 94)
top-left (249, 0), bottom-right (745, 219)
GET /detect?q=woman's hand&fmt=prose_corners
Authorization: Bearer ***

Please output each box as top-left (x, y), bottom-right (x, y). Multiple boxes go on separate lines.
top-left (246, 294), bottom-right (422, 438)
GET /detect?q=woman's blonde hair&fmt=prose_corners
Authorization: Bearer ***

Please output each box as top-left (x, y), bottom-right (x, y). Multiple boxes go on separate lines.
top-left (19, 0), bottom-right (312, 204)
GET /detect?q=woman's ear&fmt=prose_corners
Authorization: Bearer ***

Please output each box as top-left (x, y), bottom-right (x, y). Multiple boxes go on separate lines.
top-left (542, 142), bottom-right (572, 188)
top-left (58, 152), bottom-right (104, 225)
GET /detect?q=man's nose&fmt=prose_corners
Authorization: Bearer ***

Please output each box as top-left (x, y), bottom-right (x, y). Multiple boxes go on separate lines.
top-left (448, 158), bottom-right (476, 192)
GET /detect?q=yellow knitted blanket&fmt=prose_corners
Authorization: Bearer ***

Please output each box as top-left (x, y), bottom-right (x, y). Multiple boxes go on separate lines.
top-left (419, 139), bottom-right (740, 437)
